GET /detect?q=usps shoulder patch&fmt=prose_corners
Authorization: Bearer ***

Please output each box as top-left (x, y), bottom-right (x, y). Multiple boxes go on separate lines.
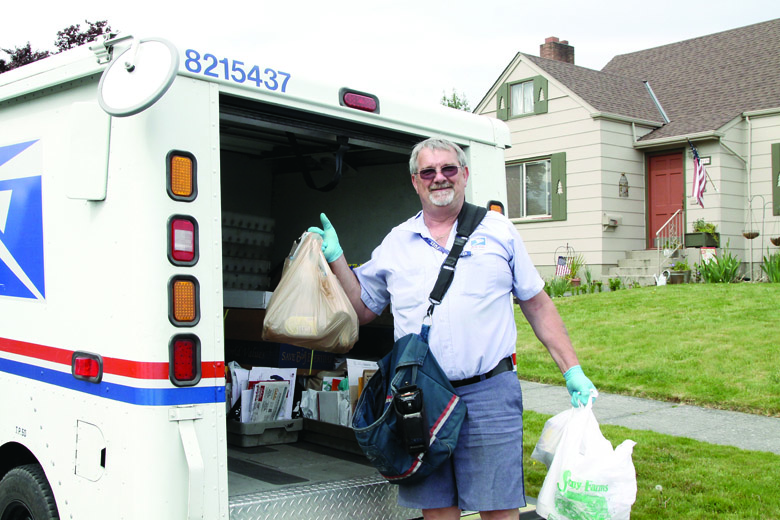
top-left (0, 139), bottom-right (45, 300)
top-left (470, 236), bottom-right (486, 250)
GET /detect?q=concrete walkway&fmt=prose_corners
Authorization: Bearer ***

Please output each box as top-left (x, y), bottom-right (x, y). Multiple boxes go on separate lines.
top-left (520, 380), bottom-right (780, 455)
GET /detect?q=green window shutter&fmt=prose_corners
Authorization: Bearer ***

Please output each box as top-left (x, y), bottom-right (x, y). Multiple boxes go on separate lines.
top-left (533, 76), bottom-right (549, 115)
top-left (496, 83), bottom-right (509, 121)
top-left (551, 152), bottom-right (567, 221)
top-left (773, 142), bottom-right (780, 216)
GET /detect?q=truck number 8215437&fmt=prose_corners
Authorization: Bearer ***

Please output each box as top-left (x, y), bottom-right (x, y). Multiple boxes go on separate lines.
top-left (184, 49), bottom-right (291, 92)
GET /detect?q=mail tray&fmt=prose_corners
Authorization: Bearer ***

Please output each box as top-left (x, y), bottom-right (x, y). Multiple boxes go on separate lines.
top-left (226, 418), bottom-right (303, 447)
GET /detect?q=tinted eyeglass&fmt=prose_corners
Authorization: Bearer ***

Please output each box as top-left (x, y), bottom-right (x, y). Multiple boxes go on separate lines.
top-left (416, 165), bottom-right (461, 180)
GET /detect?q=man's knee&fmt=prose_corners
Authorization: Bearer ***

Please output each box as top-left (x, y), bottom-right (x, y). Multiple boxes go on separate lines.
top-left (422, 506), bottom-right (461, 520)
top-left (479, 509), bottom-right (519, 520)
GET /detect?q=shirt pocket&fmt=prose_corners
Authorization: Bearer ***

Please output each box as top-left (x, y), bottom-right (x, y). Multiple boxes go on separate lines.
top-left (454, 250), bottom-right (509, 297)
top-left (387, 269), bottom-right (427, 314)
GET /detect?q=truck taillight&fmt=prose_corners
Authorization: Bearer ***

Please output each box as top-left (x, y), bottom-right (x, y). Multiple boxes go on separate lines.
top-left (72, 352), bottom-right (103, 383)
top-left (339, 88), bottom-right (379, 113)
top-left (168, 216), bottom-right (198, 265)
top-left (169, 335), bottom-right (201, 386)
top-left (487, 200), bottom-right (505, 215)
top-left (167, 151), bottom-right (197, 201)
top-left (169, 276), bottom-right (199, 326)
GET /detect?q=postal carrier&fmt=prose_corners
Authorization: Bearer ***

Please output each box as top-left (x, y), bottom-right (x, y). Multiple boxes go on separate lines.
top-left (0, 32), bottom-right (510, 519)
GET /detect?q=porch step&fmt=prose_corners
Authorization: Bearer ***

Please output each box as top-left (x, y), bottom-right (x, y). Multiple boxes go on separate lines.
top-left (611, 249), bottom-right (678, 287)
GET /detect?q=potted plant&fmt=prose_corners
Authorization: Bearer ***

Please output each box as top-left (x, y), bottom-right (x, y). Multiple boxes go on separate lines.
top-left (685, 219), bottom-right (719, 248)
top-left (668, 259), bottom-right (691, 284)
top-left (566, 254), bottom-right (586, 287)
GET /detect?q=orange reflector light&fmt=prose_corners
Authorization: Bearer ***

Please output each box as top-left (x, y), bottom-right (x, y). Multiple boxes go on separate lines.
top-left (170, 156), bottom-right (193, 196)
top-left (169, 335), bottom-right (201, 386)
top-left (487, 200), bottom-right (505, 215)
top-left (167, 151), bottom-right (197, 201)
top-left (72, 352), bottom-right (103, 383)
top-left (170, 277), bottom-right (199, 325)
top-left (340, 88), bottom-right (379, 113)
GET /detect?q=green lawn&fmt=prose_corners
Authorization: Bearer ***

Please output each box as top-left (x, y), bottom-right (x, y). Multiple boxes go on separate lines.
top-left (515, 284), bottom-right (780, 416)
top-left (523, 410), bottom-right (780, 520)
top-left (516, 284), bottom-right (780, 519)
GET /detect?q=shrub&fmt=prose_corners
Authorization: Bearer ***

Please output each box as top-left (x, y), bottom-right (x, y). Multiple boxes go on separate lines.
top-left (608, 277), bottom-right (623, 291)
top-left (761, 250), bottom-right (780, 282)
top-left (697, 242), bottom-right (741, 283)
top-left (547, 277), bottom-right (571, 298)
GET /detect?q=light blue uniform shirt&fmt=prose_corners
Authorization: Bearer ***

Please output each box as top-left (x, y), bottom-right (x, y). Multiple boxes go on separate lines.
top-left (355, 210), bottom-right (545, 381)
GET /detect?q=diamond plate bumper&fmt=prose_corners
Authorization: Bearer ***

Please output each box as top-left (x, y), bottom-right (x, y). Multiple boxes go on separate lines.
top-left (229, 474), bottom-right (416, 520)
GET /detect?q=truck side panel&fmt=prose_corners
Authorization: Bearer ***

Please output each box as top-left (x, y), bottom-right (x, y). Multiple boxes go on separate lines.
top-left (1, 74), bottom-right (228, 519)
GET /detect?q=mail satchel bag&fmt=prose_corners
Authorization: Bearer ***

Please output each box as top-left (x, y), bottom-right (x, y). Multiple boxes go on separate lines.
top-left (352, 202), bottom-right (487, 484)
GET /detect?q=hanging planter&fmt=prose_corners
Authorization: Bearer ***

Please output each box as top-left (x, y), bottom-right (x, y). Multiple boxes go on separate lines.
top-left (771, 237), bottom-right (780, 247)
top-left (742, 230), bottom-right (759, 240)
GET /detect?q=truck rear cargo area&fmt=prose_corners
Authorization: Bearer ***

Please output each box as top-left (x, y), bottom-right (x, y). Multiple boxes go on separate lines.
top-left (218, 93), bottom-right (422, 518)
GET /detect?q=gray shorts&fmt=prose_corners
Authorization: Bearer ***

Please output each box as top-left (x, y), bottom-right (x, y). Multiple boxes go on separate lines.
top-left (397, 370), bottom-right (526, 512)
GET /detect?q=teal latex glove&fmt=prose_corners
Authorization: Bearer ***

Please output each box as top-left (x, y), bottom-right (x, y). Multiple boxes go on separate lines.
top-left (564, 365), bottom-right (598, 408)
top-left (307, 213), bottom-right (343, 263)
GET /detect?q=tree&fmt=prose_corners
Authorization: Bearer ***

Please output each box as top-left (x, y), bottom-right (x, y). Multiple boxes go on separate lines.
top-left (55, 20), bottom-right (112, 52)
top-left (440, 89), bottom-right (471, 111)
top-left (0, 43), bottom-right (51, 72)
top-left (0, 20), bottom-right (112, 74)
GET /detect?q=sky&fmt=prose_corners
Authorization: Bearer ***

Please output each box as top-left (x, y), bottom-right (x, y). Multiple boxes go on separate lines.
top-left (2, 0), bottom-right (780, 110)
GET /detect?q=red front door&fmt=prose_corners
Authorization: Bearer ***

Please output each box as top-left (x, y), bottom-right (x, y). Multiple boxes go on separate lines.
top-left (648, 152), bottom-right (684, 248)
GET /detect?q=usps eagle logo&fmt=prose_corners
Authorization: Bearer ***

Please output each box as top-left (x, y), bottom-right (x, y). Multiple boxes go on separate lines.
top-left (0, 140), bottom-right (45, 300)
top-left (470, 237), bottom-right (486, 250)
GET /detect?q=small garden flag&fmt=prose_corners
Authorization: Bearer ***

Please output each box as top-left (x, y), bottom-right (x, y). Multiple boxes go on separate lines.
top-left (555, 256), bottom-right (570, 277)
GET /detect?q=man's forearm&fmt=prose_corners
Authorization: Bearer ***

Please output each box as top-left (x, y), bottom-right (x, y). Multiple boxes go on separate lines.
top-left (518, 291), bottom-right (580, 373)
top-left (328, 255), bottom-right (378, 325)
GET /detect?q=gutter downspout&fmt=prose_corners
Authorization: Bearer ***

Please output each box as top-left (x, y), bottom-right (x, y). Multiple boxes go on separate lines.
top-left (644, 81), bottom-right (670, 124)
top-left (747, 115), bottom-right (753, 280)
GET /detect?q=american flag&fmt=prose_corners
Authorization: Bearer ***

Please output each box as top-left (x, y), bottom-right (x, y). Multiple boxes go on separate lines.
top-left (690, 141), bottom-right (707, 207)
top-left (555, 256), bottom-right (570, 277)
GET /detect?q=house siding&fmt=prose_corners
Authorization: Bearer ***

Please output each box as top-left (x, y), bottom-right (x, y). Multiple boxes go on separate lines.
top-left (493, 61), bottom-right (605, 272)
top-left (743, 113), bottom-right (780, 272)
top-left (476, 21), bottom-right (780, 283)
top-left (479, 58), bottom-right (660, 276)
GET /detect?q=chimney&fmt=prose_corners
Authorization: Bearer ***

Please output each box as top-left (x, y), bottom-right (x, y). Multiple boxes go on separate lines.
top-left (540, 36), bottom-right (574, 64)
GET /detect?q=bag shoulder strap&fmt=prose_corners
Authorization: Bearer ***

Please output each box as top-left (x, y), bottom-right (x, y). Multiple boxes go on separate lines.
top-left (427, 202), bottom-right (488, 309)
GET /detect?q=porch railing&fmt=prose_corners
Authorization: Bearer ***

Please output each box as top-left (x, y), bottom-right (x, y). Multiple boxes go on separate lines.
top-left (655, 209), bottom-right (683, 276)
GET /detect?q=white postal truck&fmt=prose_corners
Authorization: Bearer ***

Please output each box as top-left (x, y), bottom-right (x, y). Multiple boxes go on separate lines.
top-left (0, 33), bottom-right (510, 519)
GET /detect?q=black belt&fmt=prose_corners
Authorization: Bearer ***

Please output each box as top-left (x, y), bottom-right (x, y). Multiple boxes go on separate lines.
top-left (450, 357), bottom-right (514, 388)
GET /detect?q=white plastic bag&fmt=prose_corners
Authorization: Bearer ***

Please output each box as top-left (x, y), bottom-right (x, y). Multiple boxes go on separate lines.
top-left (531, 407), bottom-right (575, 469)
top-left (534, 400), bottom-right (637, 520)
top-left (262, 232), bottom-right (358, 353)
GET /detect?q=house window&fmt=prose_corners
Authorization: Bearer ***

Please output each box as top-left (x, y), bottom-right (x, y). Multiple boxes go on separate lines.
top-left (506, 152), bottom-right (567, 221)
top-left (510, 81), bottom-right (535, 116)
top-left (496, 75), bottom-right (548, 120)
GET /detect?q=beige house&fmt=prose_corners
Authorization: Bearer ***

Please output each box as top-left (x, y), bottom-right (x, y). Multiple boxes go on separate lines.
top-left (475, 19), bottom-right (780, 284)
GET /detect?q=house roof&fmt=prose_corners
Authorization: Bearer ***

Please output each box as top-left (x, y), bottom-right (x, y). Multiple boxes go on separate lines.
top-left (601, 18), bottom-right (780, 141)
top-left (520, 53), bottom-right (665, 124)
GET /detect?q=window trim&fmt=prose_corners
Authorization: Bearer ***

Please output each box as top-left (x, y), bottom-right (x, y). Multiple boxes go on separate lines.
top-left (506, 152), bottom-right (567, 223)
top-left (496, 75), bottom-right (549, 120)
